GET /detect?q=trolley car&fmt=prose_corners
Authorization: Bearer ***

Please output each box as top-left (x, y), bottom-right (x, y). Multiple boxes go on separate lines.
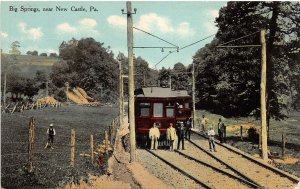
top-left (134, 87), bottom-right (192, 147)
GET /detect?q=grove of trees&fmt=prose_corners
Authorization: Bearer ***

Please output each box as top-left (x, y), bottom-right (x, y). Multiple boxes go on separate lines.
top-left (193, 2), bottom-right (300, 134)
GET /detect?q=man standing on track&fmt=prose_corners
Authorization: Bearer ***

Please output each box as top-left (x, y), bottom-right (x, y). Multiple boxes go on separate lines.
top-left (177, 122), bottom-right (186, 150)
top-left (149, 123), bottom-right (160, 150)
top-left (185, 117), bottom-right (192, 140)
top-left (218, 118), bottom-right (225, 143)
top-left (167, 123), bottom-right (177, 151)
top-left (208, 125), bottom-right (217, 152)
top-left (45, 123), bottom-right (56, 149)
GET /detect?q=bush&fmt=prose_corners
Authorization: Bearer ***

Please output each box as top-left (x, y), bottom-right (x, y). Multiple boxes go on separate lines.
top-left (247, 127), bottom-right (259, 143)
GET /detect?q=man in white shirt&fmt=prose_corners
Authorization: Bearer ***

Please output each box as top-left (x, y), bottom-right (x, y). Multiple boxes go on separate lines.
top-left (207, 125), bottom-right (217, 152)
top-left (149, 123), bottom-right (160, 150)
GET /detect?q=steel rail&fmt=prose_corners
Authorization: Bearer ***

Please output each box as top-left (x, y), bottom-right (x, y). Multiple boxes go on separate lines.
top-left (175, 150), bottom-right (262, 189)
top-left (187, 139), bottom-right (263, 188)
top-left (191, 130), bottom-right (300, 184)
top-left (145, 149), bottom-right (212, 189)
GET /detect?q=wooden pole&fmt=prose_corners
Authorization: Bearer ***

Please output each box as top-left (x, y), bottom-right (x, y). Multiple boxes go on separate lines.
top-left (71, 128), bottom-right (76, 167)
top-left (3, 72), bottom-right (7, 109)
top-left (282, 133), bottom-right (286, 158)
top-left (28, 117), bottom-right (35, 173)
top-left (260, 30), bottom-right (268, 161)
top-left (119, 60), bottom-right (123, 127)
top-left (192, 62), bottom-right (197, 129)
top-left (240, 126), bottom-right (243, 141)
top-left (91, 135), bottom-right (94, 163)
top-left (105, 131), bottom-right (108, 156)
top-left (127, 1), bottom-right (136, 162)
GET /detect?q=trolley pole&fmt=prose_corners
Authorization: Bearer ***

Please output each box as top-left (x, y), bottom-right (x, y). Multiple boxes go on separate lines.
top-left (260, 30), bottom-right (268, 161)
top-left (192, 62), bottom-right (197, 129)
top-left (126, 1), bottom-right (136, 162)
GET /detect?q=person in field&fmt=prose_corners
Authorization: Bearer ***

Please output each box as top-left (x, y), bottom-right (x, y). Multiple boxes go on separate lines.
top-left (208, 125), bottom-right (217, 152)
top-left (218, 118), bottom-right (225, 143)
top-left (45, 123), bottom-right (56, 149)
top-left (177, 122), bottom-right (186, 150)
top-left (166, 123), bottom-right (177, 151)
top-left (149, 123), bottom-right (160, 150)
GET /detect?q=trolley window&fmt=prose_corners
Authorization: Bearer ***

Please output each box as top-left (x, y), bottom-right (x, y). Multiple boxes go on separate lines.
top-left (153, 103), bottom-right (163, 117)
top-left (166, 108), bottom-right (175, 117)
top-left (184, 102), bottom-right (189, 108)
top-left (140, 103), bottom-right (150, 117)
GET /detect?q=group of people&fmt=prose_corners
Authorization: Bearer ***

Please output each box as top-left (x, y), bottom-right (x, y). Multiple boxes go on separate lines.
top-left (149, 117), bottom-right (193, 151)
top-left (149, 115), bottom-right (226, 152)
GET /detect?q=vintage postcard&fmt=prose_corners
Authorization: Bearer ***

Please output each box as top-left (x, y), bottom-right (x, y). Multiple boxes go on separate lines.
top-left (1, 1), bottom-right (299, 189)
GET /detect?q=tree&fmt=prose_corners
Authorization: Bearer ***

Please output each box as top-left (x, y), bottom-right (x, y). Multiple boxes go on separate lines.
top-left (39, 53), bottom-right (47, 56)
top-left (9, 41), bottom-right (21, 55)
top-left (171, 62), bottom-right (190, 91)
top-left (52, 38), bottom-right (119, 102)
top-left (49, 53), bottom-right (58, 57)
top-left (32, 50), bottom-right (38, 56)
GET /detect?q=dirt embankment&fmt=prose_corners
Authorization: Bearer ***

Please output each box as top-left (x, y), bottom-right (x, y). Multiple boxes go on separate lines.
top-left (66, 87), bottom-right (97, 105)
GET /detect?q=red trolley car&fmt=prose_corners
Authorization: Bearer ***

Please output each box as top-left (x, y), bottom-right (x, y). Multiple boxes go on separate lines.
top-left (134, 87), bottom-right (192, 147)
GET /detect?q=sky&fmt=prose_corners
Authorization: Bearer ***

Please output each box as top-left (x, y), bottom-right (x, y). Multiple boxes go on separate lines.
top-left (0, 1), bottom-right (227, 69)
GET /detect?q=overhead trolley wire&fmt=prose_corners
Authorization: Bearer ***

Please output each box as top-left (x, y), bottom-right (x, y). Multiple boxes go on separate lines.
top-left (153, 33), bottom-right (216, 69)
top-left (133, 27), bottom-right (179, 48)
top-left (217, 31), bottom-right (260, 47)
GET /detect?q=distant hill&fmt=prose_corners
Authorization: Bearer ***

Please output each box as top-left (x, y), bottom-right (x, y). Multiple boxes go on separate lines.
top-left (2, 54), bottom-right (59, 78)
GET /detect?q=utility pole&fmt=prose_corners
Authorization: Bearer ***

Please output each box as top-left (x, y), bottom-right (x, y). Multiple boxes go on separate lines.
top-left (126, 1), bottom-right (136, 162)
top-left (119, 60), bottom-right (123, 127)
top-left (65, 82), bottom-right (69, 105)
top-left (192, 62), bottom-right (197, 130)
top-left (3, 73), bottom-right (7, 109)
top-left (260, 30), bottom-right (268, 161)
top-left (169, 76), bottom-right (172, 90)
top-left (46, 81), bottom-right (49, 97)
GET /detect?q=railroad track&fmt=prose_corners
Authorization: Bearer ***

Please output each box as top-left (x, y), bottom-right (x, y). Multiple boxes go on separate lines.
top-left (190, 130), bottom-right (299, 188)
top-left (145, 148), bottom-right (261, 189)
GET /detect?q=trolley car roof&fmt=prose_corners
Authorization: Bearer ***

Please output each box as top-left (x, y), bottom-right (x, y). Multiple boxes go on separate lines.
top-left (135, 87), bottom-right (189, 98)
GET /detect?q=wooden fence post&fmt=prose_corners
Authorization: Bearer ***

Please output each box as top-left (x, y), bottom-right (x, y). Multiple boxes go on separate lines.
top-left (28, 117), bottom-right (35, 173)
top-left (105, 131), bottom-right (108, 155)
top-left (90, 135), bottom-right (94, 163)
top-left (282, 133), bottom-right (286, 159)
top-left (71, 129), bottom-right (76, 167)
top-left (240, 126), bottom-right (243, 141)
top-left (224, 126), bottom-right (227, 143)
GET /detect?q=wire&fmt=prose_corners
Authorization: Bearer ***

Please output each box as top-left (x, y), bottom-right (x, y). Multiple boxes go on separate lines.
top-left (179, 34), bottom-right (216, 50)
top-left (153, 33), bottom-right (216, 69)
top-left (133, 27), bottom-right (178, 47)
top-left (153, 52), bottom-right (173, 70)
top-left (218, 31), bottom-right (260, 46)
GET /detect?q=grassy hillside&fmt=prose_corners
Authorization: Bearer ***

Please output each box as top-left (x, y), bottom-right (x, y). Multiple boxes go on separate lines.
top-left (2, 53), bottom-right (58, 78)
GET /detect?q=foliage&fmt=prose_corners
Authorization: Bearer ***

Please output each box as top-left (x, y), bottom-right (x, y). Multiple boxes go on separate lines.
top-left (9, 41), bottom-right (21, 55)
top-left (52, 38), bottom-right (119, 102)
top-left (26, 51), bottom-right (38, 56)
top-left (39, 53), bottom-right (47, 56)
top-left (49, 53), bottom-right (58, 57)
top-left (193, 2), bottom-right (300, 119)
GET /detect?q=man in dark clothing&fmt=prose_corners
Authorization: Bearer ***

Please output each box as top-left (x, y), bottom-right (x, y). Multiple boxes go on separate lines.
top-left (185, 117), bottom-right (192, 140)
top-left (217, 118), bottom-right (225, 143)
top-left (45, 123), bottom-right (56, 149)
top-left (177, 122), bottom-right (186, 150)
